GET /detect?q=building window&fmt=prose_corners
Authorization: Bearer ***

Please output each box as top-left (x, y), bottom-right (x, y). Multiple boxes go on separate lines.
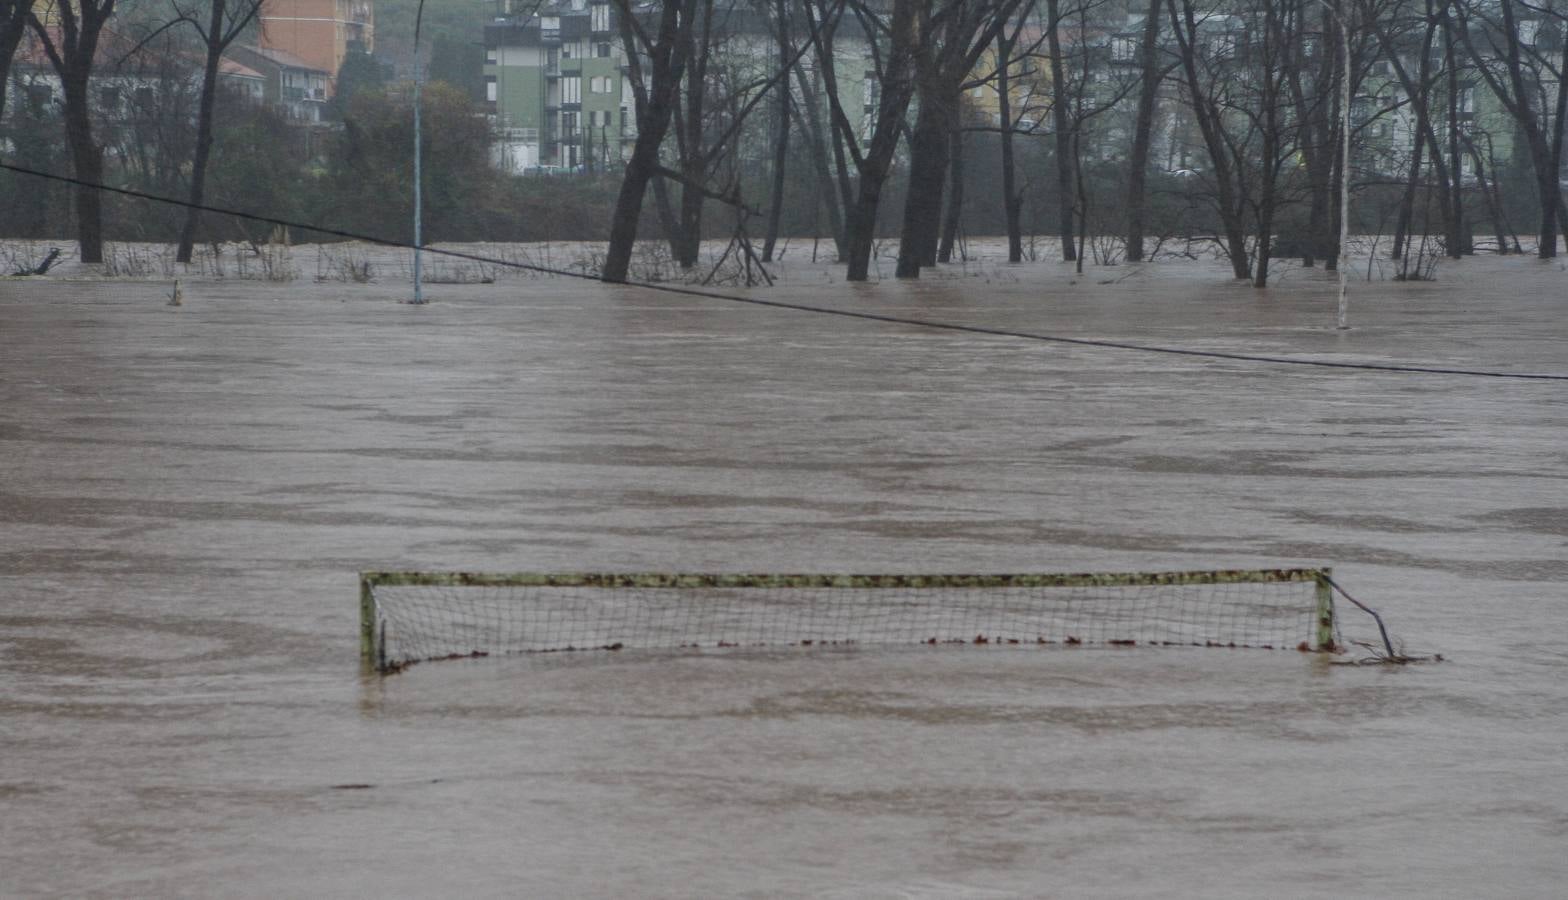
top-left (486, 48), bottom-right (497, 64)
top-left (562, 76), bottom-right (581, 104)
top-left (596, 41), bottom-right (612, 58)
top-left (486, 75), bottom-right (497, 102)
top-left (591, 2), bottom-right (610, 33)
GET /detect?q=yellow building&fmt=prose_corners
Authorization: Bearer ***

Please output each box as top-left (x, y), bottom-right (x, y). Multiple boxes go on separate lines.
top-left (966, 22), bottom-right (1053, 131)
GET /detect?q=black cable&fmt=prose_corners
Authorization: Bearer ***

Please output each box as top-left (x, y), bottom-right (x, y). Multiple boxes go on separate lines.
top-left (5, 159), bottom-right (1567, 383)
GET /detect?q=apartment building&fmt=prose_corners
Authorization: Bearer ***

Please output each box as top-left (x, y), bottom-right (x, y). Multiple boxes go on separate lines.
top-left (259, 0), bottom-right (375, 96)
top-left (483, 0), bottom-right (624, 172)
top-left (483, 0), bottom-right (875, 174)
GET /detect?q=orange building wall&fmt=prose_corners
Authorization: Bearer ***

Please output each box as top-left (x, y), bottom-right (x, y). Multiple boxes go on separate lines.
top-left (259, 0), bottom-right (374, 94)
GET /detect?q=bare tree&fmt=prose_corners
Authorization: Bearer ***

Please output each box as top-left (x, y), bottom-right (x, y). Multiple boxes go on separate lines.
top-left (27, 0), bottom-right (119, 264)
top-left (893, 0), bottom-right (1022, 278)
top-left (1361, 0), bottom-right (1459, 263)
top-left (762, 0), bottom-right (790, 261)
top-left (664, 0), bottom-right (804, 269)
top-left (604, 0), bottom-right (697, 283)
top-left (0, 0), bottom-right (29, 124)
top-left (808, 0), bottom-right (920, 282)
top-left (1125, 0), bottom-right (1169, 262)
top-left (991, 3), bottom-right (1035, 263)
top-left (1167, 0), bottom-right (1256, 280)
top-left (135, 0), bottom-right (268, 263)
top-left (789, 57), bottom-right (848, 258)
top-left (107, 30), bottom-right (201, 201)
top-left (1440, 0), bottom-right (1469, 256)
top-left (1457, 0), bottom-right (1568, 258)
top-left (1045, 0), bottom-right (1078, 261)
top-left (1248, 0), bottom-right (1304, 287)
top-left (934, 101), bottom-right (965, 263)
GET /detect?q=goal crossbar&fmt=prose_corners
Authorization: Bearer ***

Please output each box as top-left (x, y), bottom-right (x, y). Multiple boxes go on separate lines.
top-left (360, 567), bottom-right (1337, 672)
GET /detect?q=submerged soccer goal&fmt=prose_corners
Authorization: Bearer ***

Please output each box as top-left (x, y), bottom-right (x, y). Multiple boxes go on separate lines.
top-left (360, 568), bottom-right (1346, 673)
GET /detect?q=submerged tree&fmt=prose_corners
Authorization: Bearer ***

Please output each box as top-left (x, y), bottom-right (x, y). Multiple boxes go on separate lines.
top-left (136, 0), bottom-right (269, 263)
top-left (1124, 0), bottom-right (1169, 262)
top-left (27, 0), bottom-right (119, 264)
top-left (893, 0), bottom-right (1023, 278)
top-left (1457, 0), bottom-right (1568, 258)
top-left (603, 0), bottom-right (697, 283)
top-left (809, 0), bottom-right (920, 281)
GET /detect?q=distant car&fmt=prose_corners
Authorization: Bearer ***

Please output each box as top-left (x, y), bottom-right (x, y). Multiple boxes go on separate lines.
top-left (1167, 167), bottom-right (1202, 178)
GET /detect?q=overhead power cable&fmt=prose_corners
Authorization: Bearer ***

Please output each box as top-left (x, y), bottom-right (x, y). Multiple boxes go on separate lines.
top-left (4, 160), bottom-right (1566, 383)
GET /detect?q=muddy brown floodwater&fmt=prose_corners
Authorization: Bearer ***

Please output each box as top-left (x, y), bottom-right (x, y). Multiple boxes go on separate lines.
top-left (2, 248), bottom-right (1566, 898)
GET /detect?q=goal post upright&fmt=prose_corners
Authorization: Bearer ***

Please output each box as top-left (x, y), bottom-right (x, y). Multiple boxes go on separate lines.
top-left (360, 573), bottom-right (378, 666)
top-left (1314, 567), bottom-right (1337, 652)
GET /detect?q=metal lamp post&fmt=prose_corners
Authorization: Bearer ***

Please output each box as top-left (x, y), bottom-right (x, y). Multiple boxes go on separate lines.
top-left (411, 6), bottom-right (427, 304)
top-left (412, 71), bottom-right (424, 304)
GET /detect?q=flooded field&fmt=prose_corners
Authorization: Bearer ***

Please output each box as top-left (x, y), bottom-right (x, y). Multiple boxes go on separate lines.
top-left (2, 247), bottom-right (1566, 897)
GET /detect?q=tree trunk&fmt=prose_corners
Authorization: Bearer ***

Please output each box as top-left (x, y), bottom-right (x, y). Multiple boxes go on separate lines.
top-left (1047, 0), bottom-right (1075, 262)
top-left (1535, 161), bottom-right (1560, 258)
top-left (1443, 5), bottom-right (1467, 258)
top-left (1392, 132), bottom-right (1425, 260)
top-left (844, 178), bottom-right (886, 282)
top-left (1370, 2), bottom-right (1455, 261)
top-left (1124, 0), bottom-right (1163, 263)
top-left (677, 163), bottom-right (704, 268)
top-left (604, 129), bottom-right (669, 283)
top-left (176, 0), bottom-right (230, 264)
top-left (1252, 0), bottom-right (1283, 288)
top-left (1169, 0), bottom-right (1248, 279)
top-left (1465, 142), bottom-right (1507, 254)
top-left (761, 0), bottom-right (790, 262)
top-left (936, 121), bottom-right (964, 264)
top-left (602, 0), bottom-right (688, 283)
top-left (674, 9), bottom-right (708, 271)
top-left (62, 77), bottom-right (104, 263)
top-left (895, 78), bottom-right (954, 278)
top-left (651, 173), bottom-right (682, 259)
top-left (792, 63), bottom-right (847, 259)
top-left (833, 0), bottom-right (918, 282)
top-left (30, 1), bottom-right (117, 265)
top-left (996, 24), bottom-right (1022, 263)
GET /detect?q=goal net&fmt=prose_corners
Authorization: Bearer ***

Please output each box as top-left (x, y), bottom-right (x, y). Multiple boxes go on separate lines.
top-left (360, 568), bottom-right (1338, 672)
